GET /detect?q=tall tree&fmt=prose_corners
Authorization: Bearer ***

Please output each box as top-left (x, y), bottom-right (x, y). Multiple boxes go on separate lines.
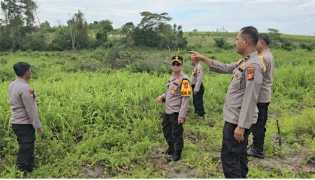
top-left (1, 0), bottom-right (24, 50)
top-left (121, 22), bottom-right (135, 35)
top-left (1, 0), bottom-right (37, 28)
top-left (0, 0), bottom-right (37, 50)
top-left (20, 0), bottom-right (37, 29)
top-left (138, 11), bottom-right (171, 30)
top-left (67, 10), bottom-right (89, 50)
top-left (94, 20), bottom-right (113, 46)
top-left (130, 11), bottom-right (187, 49)
top-left (121, 22), bottom-right (135, 46)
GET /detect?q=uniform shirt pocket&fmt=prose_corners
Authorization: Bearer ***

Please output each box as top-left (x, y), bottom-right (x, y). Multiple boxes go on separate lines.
top-left (231, 70), bottom-right (242, 89)
top-left (169, 81), bottom-right (180, 95)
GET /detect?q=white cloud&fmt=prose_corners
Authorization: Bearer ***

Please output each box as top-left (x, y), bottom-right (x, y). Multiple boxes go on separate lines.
top-left (32, 0), bottom-right (315, 35)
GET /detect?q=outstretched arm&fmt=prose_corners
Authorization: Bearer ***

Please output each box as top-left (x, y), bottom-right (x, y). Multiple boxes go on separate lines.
top-left (190, 51), bottom-right (238, 74)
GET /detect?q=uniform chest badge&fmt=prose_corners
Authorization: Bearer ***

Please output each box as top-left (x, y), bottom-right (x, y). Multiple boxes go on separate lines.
top-left (169, 80), bottom-right (180, 95)
top-left (247, 65), bottom-right (255, 80)
top-left (171, 88), bottom-right (177, 95)
top-left (29, 89), bottom-right (36, 99)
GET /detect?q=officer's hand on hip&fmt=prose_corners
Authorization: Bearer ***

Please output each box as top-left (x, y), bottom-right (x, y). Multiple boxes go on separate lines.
top-left (193, 89), bottom-right (199, 95)
top-left (156, 96), bottom-right (163, 103)
top-left (178, 117), bottom-right (185, 124)
top-left (234, 126), bottom-right (245, 143)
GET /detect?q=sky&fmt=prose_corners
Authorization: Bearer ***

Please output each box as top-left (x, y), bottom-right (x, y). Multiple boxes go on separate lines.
top-left (20, 0), bottom-right (315, 35)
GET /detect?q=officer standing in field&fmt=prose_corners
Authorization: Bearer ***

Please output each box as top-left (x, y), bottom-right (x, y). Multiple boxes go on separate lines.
top-left (191, 55), bottom-right (205, 118)
top-left (190, 26), bottom-right (264, 178)
top-left (8, 62), bottom-right (43, 173)
top-left (156, 55), bottom-right (192, 161)
top-left (247, 34), bottom-right (274, 159)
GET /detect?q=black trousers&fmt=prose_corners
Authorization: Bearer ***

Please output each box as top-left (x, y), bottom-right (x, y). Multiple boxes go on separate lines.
top-left (12, 124), bottom-right (35, 172)
top-left (221, 122), bottom-right (250, 178)
top-left (192, 83), bottom-right (205, 117)
top-left (250, 103), bottom-right (269, 152)
top-left (162, 113), bottom-right (183, 155)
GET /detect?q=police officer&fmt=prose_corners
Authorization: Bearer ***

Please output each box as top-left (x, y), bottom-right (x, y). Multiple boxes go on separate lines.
top-left (248, 34), bottom-right (274, 159)
top-left (191, 55), bottom-right (205, 118)
top-left (190, 26), bottom-right (263, 178)
top-left (156, 55), bottom-right (192, 161)
top-left (8, 62), bottom-right (43, 173)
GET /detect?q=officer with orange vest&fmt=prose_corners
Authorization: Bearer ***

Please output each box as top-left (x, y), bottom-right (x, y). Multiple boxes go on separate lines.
top-left (156, 55), bottom-right (192, 161)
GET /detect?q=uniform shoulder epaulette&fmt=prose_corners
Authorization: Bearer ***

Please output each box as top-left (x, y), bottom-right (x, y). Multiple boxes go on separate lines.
top-left (258, 55), bottom-right (267, 72)
top-left (236, 55), bottom-right (249, 65)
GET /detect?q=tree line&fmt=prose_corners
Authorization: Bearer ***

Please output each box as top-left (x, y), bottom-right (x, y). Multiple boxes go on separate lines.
top-left (0, 0), bottom-right (187, 51)
top-left (1, 0), bottom-right (313, 52)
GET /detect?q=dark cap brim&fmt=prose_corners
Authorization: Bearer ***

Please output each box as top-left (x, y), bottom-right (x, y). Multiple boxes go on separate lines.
top-left (171, 59), bottom-right (183, 64)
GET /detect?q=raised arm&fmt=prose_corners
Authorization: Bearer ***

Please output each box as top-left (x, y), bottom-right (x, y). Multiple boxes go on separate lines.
top-left (190, 51), bottom-right (238, 74)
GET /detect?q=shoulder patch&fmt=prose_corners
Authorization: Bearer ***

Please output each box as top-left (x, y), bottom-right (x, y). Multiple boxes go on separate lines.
top-left (246, 64), bottom-right (255, 81)
top-left (180, 79), bottom-right (192, 97)
top-left (258, 55), bottom-right (267, 72)
top-left (29, 88), bottom-right (36, 99)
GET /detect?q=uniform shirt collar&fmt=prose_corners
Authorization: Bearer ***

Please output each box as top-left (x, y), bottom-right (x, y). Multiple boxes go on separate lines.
top-left (171, 72), bottom-right (184, 80)
top-left (248, 51), bottom-right (258, 58)
top-left (243, 51), bottom-right (258, 63)
top-left (16, 78), bottom-right (28, 84)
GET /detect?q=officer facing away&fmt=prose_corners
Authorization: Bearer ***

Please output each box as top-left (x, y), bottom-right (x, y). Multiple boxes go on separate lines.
top-left (190, 26), bottom-right (263, 178)
top-left (156, 56), bottom-right (192, 161)
top-left (191, 54), bottom-right (205, 118)
top-left (248, 34), bottom-right (274, 159)
top-left (8, 62), bottom-right (43, 173)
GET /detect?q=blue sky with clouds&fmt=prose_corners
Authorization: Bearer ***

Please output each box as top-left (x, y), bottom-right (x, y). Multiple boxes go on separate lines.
top-left (33, 0), bottom-right (315, 35)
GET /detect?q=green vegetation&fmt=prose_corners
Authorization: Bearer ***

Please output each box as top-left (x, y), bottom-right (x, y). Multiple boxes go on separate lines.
top-left (0, 41), bottom-right (314, 177)
top-left (0, 0), bottom-right (186, 51)
top-left (1, 0), bottom-right (314, 52)
top-left (0, 0), bottom-right (315, 178)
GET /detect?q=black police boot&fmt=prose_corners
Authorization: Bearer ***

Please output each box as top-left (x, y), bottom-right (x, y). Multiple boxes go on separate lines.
top-left (197, 115), bottom-right (205, 120)
top-left (171, 151), bottom-right (182, 161)
top-left (165, 146), bottom-right (174, 156)
top-left (247, 146), bottom-right (264, 159)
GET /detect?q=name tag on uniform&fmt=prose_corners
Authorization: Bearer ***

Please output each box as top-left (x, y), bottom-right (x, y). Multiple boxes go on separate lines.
top-left (247, 65), bottom-right (255, 80)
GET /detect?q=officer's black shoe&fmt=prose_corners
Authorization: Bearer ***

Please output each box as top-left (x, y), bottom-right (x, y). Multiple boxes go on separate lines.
top-left (247, 146), bottom-right (264, 159)
top-left (171, 152), bottom-right (181, 161)
top-left (164, 146), bottom-right (174, 156)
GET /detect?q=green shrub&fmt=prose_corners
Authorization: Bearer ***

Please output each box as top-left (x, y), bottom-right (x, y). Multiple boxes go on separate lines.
top-left (213, 37), bottom-right (232, 49)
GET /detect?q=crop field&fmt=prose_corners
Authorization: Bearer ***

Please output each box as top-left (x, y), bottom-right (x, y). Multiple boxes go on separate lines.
top-left (0, 34), bottom-right (315, 178)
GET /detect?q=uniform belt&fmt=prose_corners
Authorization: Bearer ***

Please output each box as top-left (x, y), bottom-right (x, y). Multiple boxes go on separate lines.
top-left (14, 116), bottom-right (29, 120)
